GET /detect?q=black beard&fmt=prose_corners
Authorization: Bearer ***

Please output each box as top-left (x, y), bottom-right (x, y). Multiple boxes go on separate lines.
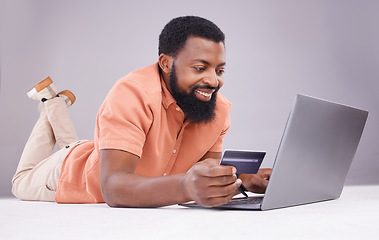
top-left (169, 63), bottom-right (218, 124)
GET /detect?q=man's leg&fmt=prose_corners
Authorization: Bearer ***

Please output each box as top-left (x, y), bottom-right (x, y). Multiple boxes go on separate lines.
top-left (12, 77), bottom-right (79, 201)
top-left (45, 92), bottom-right (78, 150)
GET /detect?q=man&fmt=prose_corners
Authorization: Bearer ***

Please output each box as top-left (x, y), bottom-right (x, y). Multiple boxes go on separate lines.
top-left (12, 16), bottom-right (271, 208)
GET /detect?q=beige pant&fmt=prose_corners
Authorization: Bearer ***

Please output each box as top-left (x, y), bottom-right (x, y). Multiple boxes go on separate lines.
top-left (12, 97), bottom-right (80, 201)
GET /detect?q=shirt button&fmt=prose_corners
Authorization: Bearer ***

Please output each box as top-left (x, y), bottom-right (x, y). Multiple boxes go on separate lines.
top-left (176, 107), bottom-right (180, 111)
top-left (173, 149), bottom-right (177, 154)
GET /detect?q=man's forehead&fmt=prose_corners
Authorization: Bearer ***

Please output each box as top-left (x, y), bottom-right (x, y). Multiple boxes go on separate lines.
top-left (175, 36), bottom-right (226, 64)
top-left (191, 59), bottom-right (226, 67)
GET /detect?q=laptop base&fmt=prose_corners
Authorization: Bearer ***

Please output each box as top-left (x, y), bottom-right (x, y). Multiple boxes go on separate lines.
top-left (180, 196), bottom-right (263, 210)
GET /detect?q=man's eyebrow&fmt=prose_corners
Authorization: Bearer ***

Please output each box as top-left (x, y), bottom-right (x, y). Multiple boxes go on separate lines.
top-left (192, 59), bottom-right (226, 67)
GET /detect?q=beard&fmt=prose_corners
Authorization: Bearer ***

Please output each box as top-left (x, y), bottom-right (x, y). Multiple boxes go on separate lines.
top-left (169, 63), bottom-right (218, 124)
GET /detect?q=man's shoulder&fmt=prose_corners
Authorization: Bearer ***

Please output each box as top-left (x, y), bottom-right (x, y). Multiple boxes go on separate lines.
top-left (102, 63), bottom-right (162, 110)
top-left (117, 63), bottom-right (162, 94)
top-left (216, 92), bottom-right (232, 110)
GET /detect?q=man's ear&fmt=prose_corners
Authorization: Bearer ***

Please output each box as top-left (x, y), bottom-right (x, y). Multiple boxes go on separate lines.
top-left (158, 54), bottom-right (173, 74)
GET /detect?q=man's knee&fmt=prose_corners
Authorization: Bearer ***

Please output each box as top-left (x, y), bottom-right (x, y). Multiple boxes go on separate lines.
top-left (12, 181), bottom-right (55, 202)
top-left (11, 181), bottom-right (26, 200)
top-left (11, 175), bottom-right (30, 200)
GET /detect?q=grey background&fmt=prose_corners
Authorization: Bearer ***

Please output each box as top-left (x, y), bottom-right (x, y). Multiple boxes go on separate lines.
top-left (1, 0), bottom-right (378, 197)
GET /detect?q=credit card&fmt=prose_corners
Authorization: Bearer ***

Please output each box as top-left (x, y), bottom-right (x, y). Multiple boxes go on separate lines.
top-left (220, 150), bottom-right (266, 175)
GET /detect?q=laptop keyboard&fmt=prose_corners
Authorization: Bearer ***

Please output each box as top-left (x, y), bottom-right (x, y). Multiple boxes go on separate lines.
top-left (224, 196), bottom-right (263, 206)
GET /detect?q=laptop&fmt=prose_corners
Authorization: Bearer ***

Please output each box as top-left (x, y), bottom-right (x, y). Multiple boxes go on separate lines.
top-left (180, 94), bottom-right (369, 210)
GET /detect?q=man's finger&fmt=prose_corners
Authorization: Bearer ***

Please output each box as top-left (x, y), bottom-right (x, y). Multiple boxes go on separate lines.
top-left (206, 179), bottom-right (242, 198)
top-left (206, 174), bottom-right (238, 187)
top-left (258, 168), bottom-right (272, 180)
top-left (202, 164), bottom-right (236, 177)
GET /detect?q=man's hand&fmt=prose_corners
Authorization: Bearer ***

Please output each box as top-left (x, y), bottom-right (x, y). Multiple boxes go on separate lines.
top-left (239, 168), bottom-right (272, 194)
top-left (183, 159), bottom-right (242, 207)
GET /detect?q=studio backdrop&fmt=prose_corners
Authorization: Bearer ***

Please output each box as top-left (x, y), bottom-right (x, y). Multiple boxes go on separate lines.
top-left (1, 0), bottom-right (378, 197)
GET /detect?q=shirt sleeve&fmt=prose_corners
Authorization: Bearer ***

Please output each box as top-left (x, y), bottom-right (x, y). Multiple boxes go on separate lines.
top-left (97, 78), bottom-right (153, 157)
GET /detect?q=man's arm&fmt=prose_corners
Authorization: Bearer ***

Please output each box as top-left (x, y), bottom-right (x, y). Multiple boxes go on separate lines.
top-left (99, 149), bottom-right (241, 208)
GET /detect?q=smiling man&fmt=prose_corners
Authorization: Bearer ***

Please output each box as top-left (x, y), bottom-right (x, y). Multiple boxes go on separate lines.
top-left (12, 16), bottom-right (271, 208)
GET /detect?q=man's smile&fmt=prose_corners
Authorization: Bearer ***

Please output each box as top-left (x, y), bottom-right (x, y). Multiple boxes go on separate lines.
top-left (194, 89), bottom-right (214, 101)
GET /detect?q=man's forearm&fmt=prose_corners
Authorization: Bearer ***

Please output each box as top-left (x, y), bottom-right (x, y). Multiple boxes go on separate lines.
top-left (101, 172), bottom-right (191, 208)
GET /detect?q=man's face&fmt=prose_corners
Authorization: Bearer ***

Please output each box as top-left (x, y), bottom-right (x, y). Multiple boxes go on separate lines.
top-left (169, 37), bottom-right (226, 123)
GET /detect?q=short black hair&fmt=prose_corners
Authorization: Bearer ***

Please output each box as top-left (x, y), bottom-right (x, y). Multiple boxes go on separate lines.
top-left (158, 16), bottom-right (225, 57)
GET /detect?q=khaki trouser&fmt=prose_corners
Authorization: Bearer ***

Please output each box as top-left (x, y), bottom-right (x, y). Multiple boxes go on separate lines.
top-left (12, 97), bottom-right (80, 201)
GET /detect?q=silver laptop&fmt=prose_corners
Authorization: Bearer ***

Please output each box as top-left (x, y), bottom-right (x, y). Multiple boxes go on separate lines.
top-left (181, 94), bottom-right (368, 210)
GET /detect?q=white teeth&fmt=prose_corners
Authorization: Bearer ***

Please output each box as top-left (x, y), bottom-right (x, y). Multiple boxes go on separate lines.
top-left (196, 90), bottom-right (212, 97)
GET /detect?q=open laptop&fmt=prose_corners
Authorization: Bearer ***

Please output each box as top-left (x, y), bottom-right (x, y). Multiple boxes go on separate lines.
top-left (181, 94), bottom-right (369, 210)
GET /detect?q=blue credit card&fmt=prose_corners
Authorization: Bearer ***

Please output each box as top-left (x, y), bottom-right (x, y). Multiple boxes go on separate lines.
top-left (220, 150), bottom-right (266, 175)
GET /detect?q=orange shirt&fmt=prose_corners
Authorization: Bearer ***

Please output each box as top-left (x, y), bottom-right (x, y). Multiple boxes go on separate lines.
top-left (55, 63), bottom-right (231, 203)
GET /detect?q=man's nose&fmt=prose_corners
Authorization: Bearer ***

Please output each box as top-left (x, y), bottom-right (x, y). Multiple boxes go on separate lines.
top-left (204, 70), bottom-right (219, 88)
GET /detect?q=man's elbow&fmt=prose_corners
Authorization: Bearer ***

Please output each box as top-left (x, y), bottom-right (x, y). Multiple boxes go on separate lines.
top-left (100, 174), bottom-right (131, 208)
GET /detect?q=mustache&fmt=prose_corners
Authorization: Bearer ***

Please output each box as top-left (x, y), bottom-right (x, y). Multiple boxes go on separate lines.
top-left (193, 85), bottom-right (218, 91)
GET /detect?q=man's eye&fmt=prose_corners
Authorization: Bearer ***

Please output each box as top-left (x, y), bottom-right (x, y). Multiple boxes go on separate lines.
top-left (217, 69), bottom-right (225, 75)
top-left (194, 67), bottom-right (205, 72)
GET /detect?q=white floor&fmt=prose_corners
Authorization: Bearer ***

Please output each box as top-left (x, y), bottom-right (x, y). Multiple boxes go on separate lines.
top-left (1, 185), bottom-right (378, 240)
